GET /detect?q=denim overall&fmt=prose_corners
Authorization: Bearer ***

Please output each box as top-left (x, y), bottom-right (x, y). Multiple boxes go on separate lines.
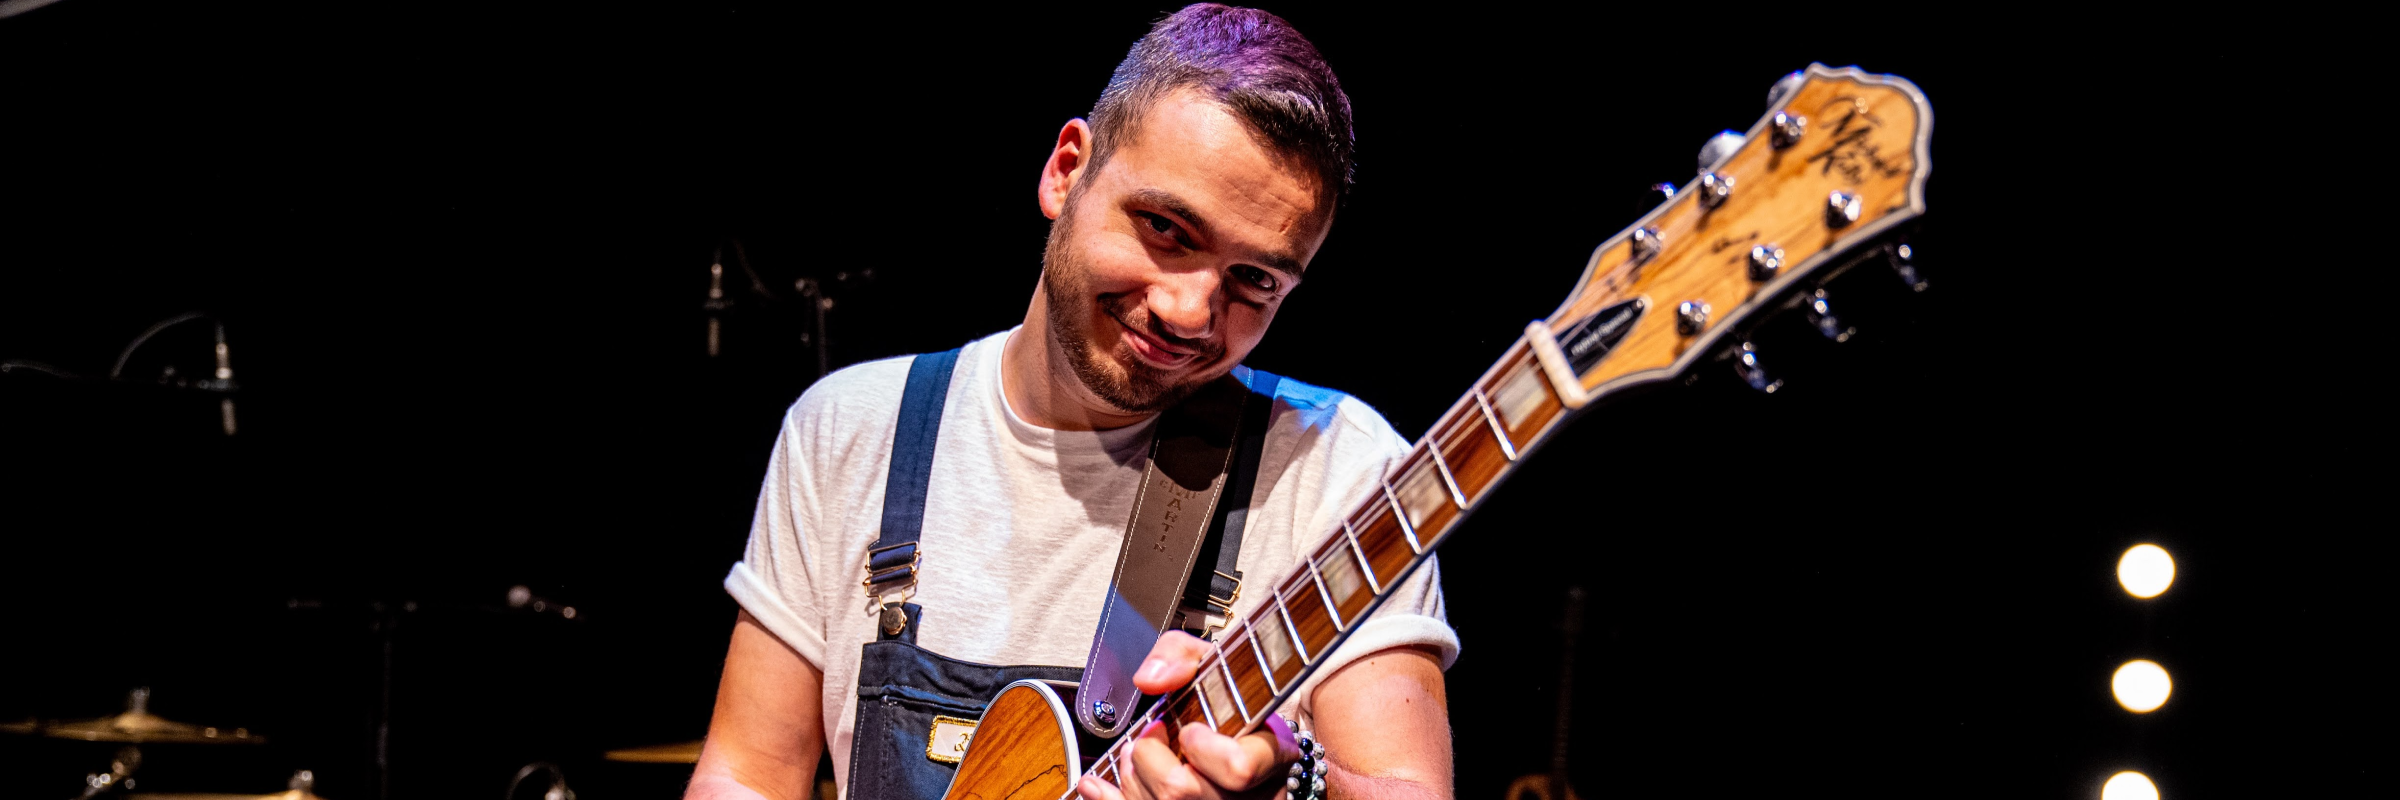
top-left (845, 348), bottom-right (1280, 799)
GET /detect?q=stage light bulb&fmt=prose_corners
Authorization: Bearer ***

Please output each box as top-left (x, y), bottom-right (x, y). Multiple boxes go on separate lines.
top-left (2101, 771), bottom-right (2158, 800)
top-left (2112, 659), bottom-right (2172, 713)
top-left (2117, 544), bottom-right (2174, 598)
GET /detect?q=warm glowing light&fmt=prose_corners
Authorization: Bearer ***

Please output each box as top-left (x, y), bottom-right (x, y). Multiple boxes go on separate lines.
top-left (2112, 659), bottom-right (2172, 713)
top-left (2101, 771), bottom-right (2158, 800)
top-left (2117, 544), bottom-right (2175, 598)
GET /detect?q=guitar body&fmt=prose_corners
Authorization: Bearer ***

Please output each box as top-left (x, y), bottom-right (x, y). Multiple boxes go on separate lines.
top-left (941, 680), bottom-right (1080, 800)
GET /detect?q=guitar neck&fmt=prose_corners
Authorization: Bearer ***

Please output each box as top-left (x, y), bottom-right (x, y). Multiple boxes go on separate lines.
top-left (1074, 60), bottom-right (1935, 786)
top-left (1084, 335), bottom-right (1577, 783)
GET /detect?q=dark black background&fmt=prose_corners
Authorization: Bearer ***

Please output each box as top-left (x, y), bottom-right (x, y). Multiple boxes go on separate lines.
top-left (0, 2), bottom-right (2379, 798)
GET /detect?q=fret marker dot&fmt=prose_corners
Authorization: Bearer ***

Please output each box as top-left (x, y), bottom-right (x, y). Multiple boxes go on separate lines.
top-left (2111, 659), bottom-right (2171, 713)
top-left (2101, 771), bottom-right (2158, 800)
top-left (2117, 544), bottom-right (2174, 599)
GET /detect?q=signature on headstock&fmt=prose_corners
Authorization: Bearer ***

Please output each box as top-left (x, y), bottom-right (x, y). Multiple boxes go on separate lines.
top-left (1805, 96), bottom-right (1909, 184)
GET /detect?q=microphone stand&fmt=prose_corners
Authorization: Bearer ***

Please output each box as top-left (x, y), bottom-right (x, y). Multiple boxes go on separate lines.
top-left (706, 238), bottom-right (871, 380)
top-left (0, 310), bottom-right (239, 436)
top-left (370, 599), bottom-right (413, 800)
top-left (284, 588), bottom-right (580, 800)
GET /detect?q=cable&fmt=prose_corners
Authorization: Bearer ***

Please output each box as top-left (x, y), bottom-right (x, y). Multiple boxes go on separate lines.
top-left (726, 238), bottom-right (780, 303)
top-left (0, 359), bottom-right (78, 379)
top-left (109, 311), bottom-right (214, 380)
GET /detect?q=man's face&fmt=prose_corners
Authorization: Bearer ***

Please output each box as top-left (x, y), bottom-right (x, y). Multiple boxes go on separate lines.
top-left (1042, 89), bottom-right (1332, 413)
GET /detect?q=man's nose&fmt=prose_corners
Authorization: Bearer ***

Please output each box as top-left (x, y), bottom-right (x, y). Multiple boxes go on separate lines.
top-left (1146, 271), bottom-right (1218, 342)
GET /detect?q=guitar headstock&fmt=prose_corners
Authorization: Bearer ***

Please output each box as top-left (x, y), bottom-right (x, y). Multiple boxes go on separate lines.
top-left (1526, 63), bottom-right (1931, 407)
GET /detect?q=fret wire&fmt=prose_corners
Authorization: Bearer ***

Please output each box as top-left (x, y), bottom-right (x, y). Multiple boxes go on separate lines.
top-left (1471, 389), bottom-right (1518, 461)
top-left (1274, 593), bottom-right (1313, 664)
top-left (1219, 656), bottom-right (1251, 724)
top-left (1380, 480), bottom-right (1424, 554)
top-left (1426, 440), bottom-right (1468, 510)
top-left (1304, 555), bottom-right (1346, 632)
top-left (1222, 617), bottom-right (1273, 697)
top-left (1343, 522), bottom-right (1383, 595)
top-left (1191, 675), bottom-right (1218, 729)
top-left (1250, 625), bottom-right (1281, 694)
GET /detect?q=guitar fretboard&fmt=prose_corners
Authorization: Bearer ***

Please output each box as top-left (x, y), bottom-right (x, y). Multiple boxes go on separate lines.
top-left (1085, 334), bottom-right (1573, 784)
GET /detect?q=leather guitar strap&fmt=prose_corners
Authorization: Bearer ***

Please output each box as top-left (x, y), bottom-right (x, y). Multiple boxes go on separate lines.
top-left (1074, 367), bottom-right (1277, 739)
top-left (1181, 369), bottom-right (1280, 634)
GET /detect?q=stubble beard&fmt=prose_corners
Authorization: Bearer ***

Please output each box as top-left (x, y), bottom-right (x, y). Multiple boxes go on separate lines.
top-left (1040, 200), bottom-right (1219, 415)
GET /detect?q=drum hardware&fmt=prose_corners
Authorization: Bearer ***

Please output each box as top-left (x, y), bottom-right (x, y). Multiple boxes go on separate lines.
top-left (602, 739), bottom-right (705, 764)
top-left (274, 587), bottom-right (584, 800)
top-left (503, 761), bottom-right (576, 800)
top-left (124, 769), bottom-right (330, 800)
top-left (68, 746), bottom-right (142, 799)
top-left (600, 737), bottom-right (838, 800)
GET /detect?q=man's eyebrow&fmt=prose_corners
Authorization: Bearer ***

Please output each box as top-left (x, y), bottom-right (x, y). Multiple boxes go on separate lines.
top-left (1251, 250), bottom-right (1306, 278)
top-left (1130, 187), bottom-right (1308, 278)
top-left (1132, 188), bottom-right (1207, 233)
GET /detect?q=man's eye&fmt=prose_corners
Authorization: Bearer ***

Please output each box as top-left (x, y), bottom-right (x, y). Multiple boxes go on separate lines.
top-left (1139, 212), bottom-right (1175, 235)
top-left (1234, 265), bottom-right (1278, 293)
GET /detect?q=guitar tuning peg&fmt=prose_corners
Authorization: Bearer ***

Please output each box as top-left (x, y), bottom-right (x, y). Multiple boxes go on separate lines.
top-left (1638, 181), bottom-right (1676, 216)
top-left (1733, 341), bottom-right (1781, 394)
top-left (1806, 288), bottom-right (1855, 342)
top-left (1696, 130), bottom-right (1746, 172)
top-left (1889, 243), bottom-right (1929, 292)
top-left (1767, 71), bottom-right (1806, 109)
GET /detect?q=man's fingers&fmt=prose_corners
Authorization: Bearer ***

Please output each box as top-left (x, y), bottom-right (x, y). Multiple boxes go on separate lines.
top-left (1175, 721), bottom-right (1290, 793)
top-left (1132, 630), bottom-right (1215, 694)
top-left (1126, 719), bottom-right (1213, 800)
top-left (1076, 775), bottom-right (1129, 800)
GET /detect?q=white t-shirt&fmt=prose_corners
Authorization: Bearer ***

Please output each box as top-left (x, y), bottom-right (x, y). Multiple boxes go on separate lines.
top-left (725, 328), bottom-right (1457, 791)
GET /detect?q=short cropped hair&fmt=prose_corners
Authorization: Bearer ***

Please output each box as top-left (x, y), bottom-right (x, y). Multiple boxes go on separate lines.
top-left (1086, 4), bottom-right (1355, 203)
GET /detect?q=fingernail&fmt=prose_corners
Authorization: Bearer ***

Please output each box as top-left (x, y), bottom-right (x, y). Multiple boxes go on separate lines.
top-left (1136, 657), bottom-right (1166, 682)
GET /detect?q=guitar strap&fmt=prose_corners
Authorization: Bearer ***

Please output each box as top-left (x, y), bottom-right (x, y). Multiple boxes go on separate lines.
top-left (1074, 366), bottom-right (1280, 739)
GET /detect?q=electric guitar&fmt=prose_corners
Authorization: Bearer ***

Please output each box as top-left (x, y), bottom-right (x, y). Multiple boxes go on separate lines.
top-left (939, 63), bottom-right (1934, 799)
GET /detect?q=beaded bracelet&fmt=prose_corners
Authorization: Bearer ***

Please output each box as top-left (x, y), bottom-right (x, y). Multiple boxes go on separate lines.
top-left (1282, 716), bottom-right (1327, 800)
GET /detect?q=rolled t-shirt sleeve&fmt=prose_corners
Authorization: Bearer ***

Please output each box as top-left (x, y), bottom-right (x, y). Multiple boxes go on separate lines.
top-left (724, 356), bottom-right (911, 674)
top-left (724, 409), bottom-right (832, 671)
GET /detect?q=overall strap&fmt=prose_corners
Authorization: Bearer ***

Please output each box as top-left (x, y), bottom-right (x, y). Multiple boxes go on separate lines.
top-left (865, 347), bottom-right (962, 639)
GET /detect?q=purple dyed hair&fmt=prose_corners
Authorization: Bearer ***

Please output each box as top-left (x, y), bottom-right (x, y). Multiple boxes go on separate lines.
top-left (1086, 4), bottom-right (1355, 202)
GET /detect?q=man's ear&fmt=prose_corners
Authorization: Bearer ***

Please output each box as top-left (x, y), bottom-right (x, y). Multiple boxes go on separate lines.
top-left (1038, 118), bottom-right (1094, 221)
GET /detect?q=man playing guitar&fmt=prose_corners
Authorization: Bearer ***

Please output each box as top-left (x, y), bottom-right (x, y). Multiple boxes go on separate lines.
top-left (687, 6), bottom-right (1456, 798)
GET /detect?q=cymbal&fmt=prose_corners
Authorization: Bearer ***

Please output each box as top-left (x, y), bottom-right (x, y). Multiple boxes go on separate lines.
top-left (605, 739), bottom-right (705, 764)
top-left (45, 710), bottom-right (265, 745)
top-left (129, 793), bottom-right (327, 800)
